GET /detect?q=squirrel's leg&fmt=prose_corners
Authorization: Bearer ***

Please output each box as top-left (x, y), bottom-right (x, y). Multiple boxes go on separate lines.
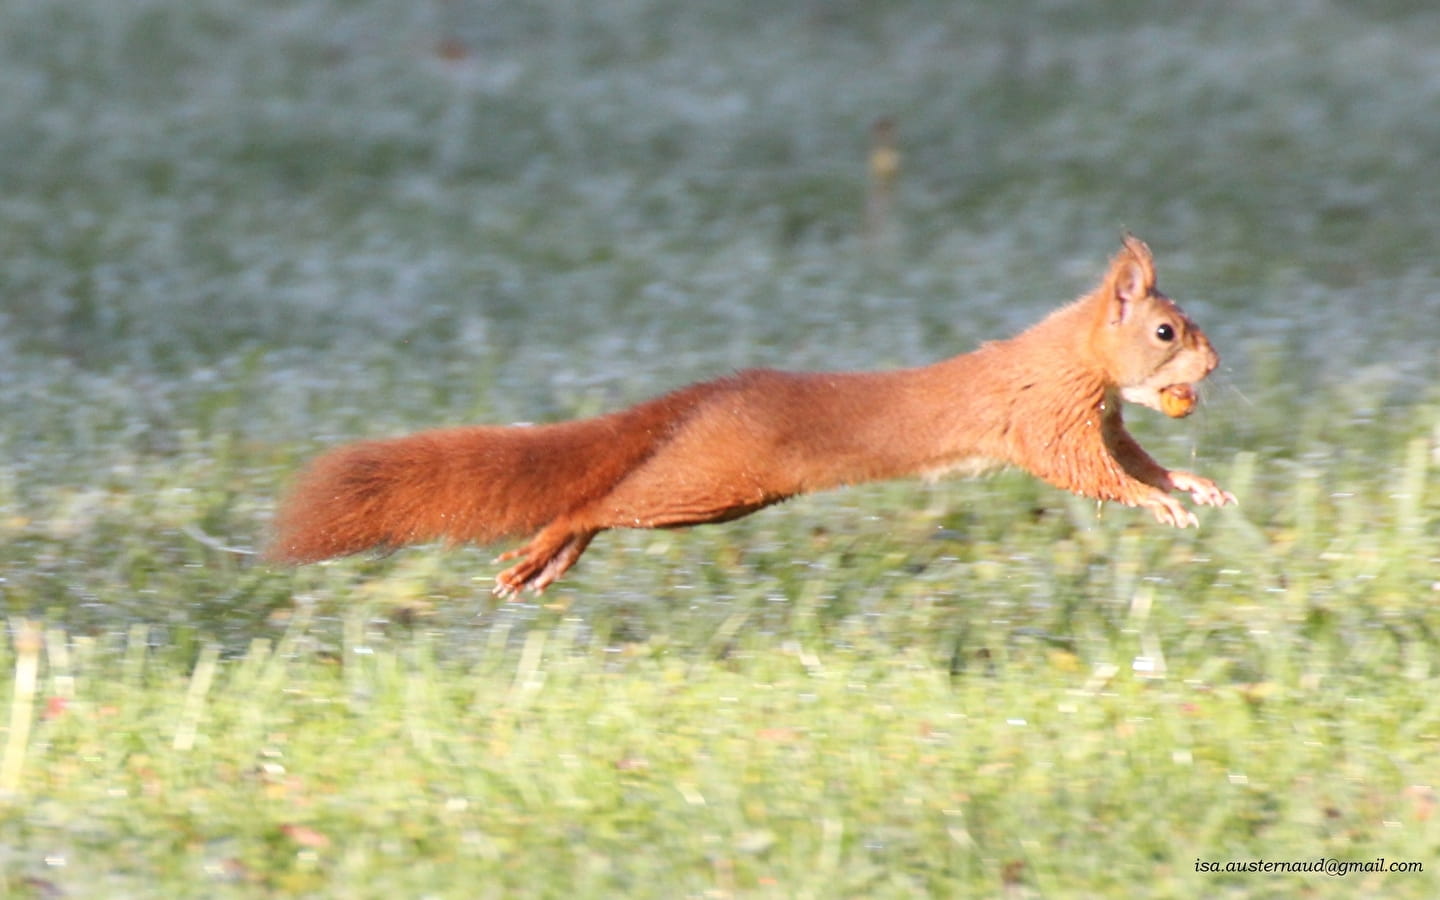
top-left (492, 524), bottom-right (596, 597)
top-left (1103, 428), bottom-right (1234, 527)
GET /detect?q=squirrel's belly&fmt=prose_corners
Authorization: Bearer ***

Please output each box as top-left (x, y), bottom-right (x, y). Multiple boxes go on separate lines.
top-left (919, 456), bottom-right (1007, 483)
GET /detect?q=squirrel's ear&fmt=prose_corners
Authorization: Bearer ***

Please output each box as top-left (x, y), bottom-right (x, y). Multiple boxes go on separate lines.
top-left (1103, 234), bottom-right (1156, 321)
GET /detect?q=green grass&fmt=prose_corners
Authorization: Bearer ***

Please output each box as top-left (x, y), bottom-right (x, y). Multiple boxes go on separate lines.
top-left (3, 0), bottom-right (1440, 896)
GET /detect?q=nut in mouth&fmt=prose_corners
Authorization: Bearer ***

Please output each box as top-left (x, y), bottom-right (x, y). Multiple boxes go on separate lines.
top-left (1158, 383), bottom-right (1198, 418)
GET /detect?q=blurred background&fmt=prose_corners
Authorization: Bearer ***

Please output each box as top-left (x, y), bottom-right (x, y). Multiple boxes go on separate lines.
top-left (5, 6), bottom-right (1440, 892)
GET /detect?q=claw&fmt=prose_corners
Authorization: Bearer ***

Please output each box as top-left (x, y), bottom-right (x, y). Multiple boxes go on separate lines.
top-left (1142, 490), bottom-right (1197, 529)
top-left (1168, 470), bottom-right (1237, 509)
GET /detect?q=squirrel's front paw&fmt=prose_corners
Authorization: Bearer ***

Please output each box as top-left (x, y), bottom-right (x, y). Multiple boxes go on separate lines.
top-left (1145, 493), bottom-right (1199, 529)
top-left (1168, 470), bottom-right (1237, 509)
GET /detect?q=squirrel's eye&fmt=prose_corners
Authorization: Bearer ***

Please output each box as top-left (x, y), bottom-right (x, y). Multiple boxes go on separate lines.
top-left (1155, 323), bottom-right (1176, 342)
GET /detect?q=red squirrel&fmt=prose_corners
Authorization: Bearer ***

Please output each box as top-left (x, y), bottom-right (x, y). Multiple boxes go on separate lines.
top-left (269, 236), bottom-right (1235, 596)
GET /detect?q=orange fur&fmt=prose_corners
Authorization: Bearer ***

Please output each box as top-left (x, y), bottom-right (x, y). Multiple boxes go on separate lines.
top-left (269, 236), bottom-right (1235, 595)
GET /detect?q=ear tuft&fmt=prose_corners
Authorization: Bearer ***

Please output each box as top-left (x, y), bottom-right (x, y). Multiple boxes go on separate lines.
top-left (1109, 233), bottom-right (1156, 312)
top-left (1119, 233), bottom-right (1154, 269)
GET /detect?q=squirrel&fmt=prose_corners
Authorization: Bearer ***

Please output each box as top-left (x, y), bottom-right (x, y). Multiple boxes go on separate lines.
top-left (269, 235), bottom-right (1235, 596)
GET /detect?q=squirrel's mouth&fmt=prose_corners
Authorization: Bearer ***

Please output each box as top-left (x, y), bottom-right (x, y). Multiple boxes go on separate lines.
top-left (1121, 382), bottom-right (1200, 417)
top-left (1157, 383), bottom-right (1198, 418)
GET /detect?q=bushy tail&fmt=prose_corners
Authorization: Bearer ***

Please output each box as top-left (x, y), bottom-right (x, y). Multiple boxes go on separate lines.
top-left (267, 382), bottom-right (723, 564)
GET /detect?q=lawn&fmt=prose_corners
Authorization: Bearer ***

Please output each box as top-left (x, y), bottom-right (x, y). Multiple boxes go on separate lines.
top-left (2, 0), bottom-right (1439, 897)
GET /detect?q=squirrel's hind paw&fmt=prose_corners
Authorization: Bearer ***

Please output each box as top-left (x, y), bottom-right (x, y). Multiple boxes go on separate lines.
top-left (491, 528), bottom-right (597, 598)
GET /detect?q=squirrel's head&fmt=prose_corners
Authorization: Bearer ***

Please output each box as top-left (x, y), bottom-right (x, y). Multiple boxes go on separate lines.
top-left (1090, 235), bottom-right (1219, 417)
